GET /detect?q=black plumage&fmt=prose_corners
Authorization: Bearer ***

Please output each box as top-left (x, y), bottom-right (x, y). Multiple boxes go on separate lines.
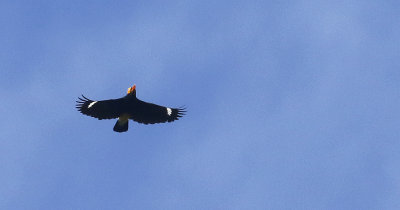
top-left (76, 85), bottom-right (186, 132)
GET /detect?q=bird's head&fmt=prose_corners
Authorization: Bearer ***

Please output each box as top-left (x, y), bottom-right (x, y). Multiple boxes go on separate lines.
top-left (127, 85), bottom-right (136, 95)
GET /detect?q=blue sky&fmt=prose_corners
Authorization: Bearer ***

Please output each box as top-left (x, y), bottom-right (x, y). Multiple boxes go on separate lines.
top-left (1, 0), bottom-right (400, 209)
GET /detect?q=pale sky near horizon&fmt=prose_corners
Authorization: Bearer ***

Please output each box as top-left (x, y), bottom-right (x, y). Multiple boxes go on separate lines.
top-left (1, 1), bottom-right (400, 209)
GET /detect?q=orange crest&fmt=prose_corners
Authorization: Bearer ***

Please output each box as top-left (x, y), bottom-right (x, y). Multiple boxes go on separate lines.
top-left (127, 85), bottom-right (136, 94)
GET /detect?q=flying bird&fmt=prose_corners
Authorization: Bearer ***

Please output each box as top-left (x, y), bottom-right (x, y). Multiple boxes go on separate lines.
top-left (76, 85), bottom-right (186, 132)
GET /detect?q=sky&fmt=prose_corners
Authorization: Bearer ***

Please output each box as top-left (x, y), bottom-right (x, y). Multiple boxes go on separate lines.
top-left (1, 0), bottom-right (400, 209)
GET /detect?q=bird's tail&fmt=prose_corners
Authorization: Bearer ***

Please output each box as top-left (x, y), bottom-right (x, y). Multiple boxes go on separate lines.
top-left (113, 119), bottom-right (129, 132)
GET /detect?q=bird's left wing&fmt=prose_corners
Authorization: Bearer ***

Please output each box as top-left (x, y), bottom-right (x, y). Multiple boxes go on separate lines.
top-left (76, 95), bottom-right (122, 120)
top-left (129, 99), bottom-right (186, 124)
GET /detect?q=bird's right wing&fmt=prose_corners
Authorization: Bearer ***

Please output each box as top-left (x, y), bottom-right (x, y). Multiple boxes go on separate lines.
top-left (129, 99), bottom-right (186, 124)
top-left (76, 95), bottom-right (122, 120)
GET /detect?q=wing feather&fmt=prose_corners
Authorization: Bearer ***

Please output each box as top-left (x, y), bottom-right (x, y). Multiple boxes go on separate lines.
top-left (129, 100), bottom-right (186, 124)
top-left (76, 95), bottom-right (122, 120)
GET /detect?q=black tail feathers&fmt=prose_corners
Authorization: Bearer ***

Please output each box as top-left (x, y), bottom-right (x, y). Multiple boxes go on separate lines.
top-left (113, 120), bottom-right (128, 132)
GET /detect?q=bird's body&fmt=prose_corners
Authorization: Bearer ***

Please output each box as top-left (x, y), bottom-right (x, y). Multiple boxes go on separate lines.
top-left (76, 85), bottom-right (186, 132)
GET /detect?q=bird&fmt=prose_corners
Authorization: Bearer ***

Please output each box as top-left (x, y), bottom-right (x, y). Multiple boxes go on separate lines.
top-left (76, 84), bottom-right (186, 132)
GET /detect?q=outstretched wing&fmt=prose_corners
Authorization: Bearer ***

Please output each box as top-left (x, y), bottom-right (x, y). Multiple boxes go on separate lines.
top-left (76, 95), bottom-right (122, 120)
top-left (130, 99), bottom-right (186, 124)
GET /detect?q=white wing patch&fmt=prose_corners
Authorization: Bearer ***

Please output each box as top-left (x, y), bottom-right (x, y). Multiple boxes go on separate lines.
top-left (167, 108), bottom-right (172, 116)
top-left (88, 101), bottom-right (97, 108)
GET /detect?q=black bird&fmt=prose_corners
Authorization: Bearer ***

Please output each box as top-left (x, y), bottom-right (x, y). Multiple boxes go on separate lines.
top-left (76, 85), bottom-right (186, 132)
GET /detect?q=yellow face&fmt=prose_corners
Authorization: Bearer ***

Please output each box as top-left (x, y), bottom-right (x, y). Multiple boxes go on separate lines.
top-left (127, 85), bottom-right (136, 94)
